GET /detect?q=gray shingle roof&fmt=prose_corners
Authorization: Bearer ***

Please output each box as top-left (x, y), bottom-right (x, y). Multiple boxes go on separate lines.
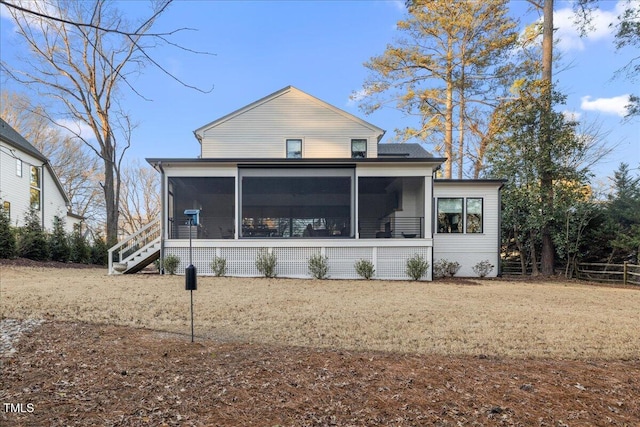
top-left (0, 117), bottom-right (48, 162)
top-left (377, 143), bottom-right (433, 158)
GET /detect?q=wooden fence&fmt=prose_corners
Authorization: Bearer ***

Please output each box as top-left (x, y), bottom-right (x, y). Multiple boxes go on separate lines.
top-left (575, 262), bottom-right (640, 286)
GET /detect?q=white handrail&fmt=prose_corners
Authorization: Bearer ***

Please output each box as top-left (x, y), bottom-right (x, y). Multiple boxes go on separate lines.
top-left (108, 218), bottom-right (161, 274)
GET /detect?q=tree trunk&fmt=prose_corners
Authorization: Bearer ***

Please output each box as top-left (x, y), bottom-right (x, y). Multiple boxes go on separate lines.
top-left (530, 230), bottom-right (540, 276)
top-left (445, 38), bottom-right (454, 179)
top-left (540, 0), bottom-right (555, 276)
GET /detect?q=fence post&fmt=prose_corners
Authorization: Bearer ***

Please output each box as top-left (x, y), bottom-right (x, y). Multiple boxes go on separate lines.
top-left (623, 261), bottom-right (628, 286)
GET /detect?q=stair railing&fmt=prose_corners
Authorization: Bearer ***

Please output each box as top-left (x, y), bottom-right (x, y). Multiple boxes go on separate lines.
top-left (108, 218), bottom-right (161, 274)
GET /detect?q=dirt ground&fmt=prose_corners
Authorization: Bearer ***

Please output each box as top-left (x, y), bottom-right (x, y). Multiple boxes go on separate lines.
top-left (1, 259), bottom-right (639, 426)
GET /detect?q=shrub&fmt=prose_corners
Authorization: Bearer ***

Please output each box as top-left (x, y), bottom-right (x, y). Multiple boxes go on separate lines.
top-left (473, 260), bottom-right (494, 277)
top-left (0, 204), bottom-right (16, 259)
top-left (406, 254), bottom-right (429, 281)
top-left (49, 216), bottom-right (70, 263)
top-left (354, 259), bottom-right (375, 280)
top-left (17, 208), bottom-right (49, 261)
top-left (210, 256), bottom-right (227, 277)
top-left (69, 224), bottom-right (90, 264)
top-left (256, 248), bottom-right (277, 278)
top-left (434, 259), bottom-right (461, 278)
top-left (308, 253), bottom-right (329, 279)
top-left (164, 254), bottom-right (180, 275)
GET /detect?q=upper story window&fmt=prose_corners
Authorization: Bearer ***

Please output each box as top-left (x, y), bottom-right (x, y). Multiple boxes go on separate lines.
top-left (16, 159), bottom-right (22, 176)
top-left (351, 139), bottom-right (367, 159)
top-left (286, 139), bottom-right (302, 158)
top-left (30, 166), bottom-right (41, 210)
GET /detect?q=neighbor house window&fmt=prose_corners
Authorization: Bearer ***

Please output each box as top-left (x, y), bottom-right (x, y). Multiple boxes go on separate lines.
top-left (437, 198), bottom-right (463, 233)
top-left (351, 139), bottom-right (367, 159)
top-left (2, 201), bottom-right (9, 217)
top-left (466, 198), bottom-right (483, 233)
top-left (16, 159), bottom-right (22, 177)
top-left (286, 139), bottom-right (302, 158)
top-left (30, 166), bottom-right (41, 210)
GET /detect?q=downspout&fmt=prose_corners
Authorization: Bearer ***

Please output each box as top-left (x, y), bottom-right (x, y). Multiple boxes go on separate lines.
top-left (158, 161), bottom-right (166, 275)
top-left (40, 162), bottom-right (46, 230)
top-left (497, 181), bottom-right (505, 277)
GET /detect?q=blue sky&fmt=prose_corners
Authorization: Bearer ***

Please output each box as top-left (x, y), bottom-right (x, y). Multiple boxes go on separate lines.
top-left (1, 0), bottom-right (638, 183)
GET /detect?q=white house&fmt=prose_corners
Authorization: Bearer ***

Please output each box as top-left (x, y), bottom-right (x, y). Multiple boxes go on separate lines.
top-left (0, 117), bottom-right (81, 233)
top-left (109, 86), bottom-right (503, 279)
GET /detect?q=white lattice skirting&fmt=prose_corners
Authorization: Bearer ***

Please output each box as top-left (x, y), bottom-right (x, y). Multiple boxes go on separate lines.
top-left (163, 241), bottom-right (433, 281)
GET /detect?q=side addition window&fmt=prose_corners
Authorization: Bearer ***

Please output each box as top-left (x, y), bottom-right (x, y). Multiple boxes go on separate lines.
top-left (351, 139), bottom-right (367, 159)
top-left (16, 159), bottom-right (22, 177)
top-left (466, 198), bottom-right (483, 233)
top-left (30, 166), bottom-right (41, 210)
top-left (286, 139), bottom-right (302, 158)
top-left (437, 198), bottom-right (463, 233)
top-left (2, 201), bottom-right (10, 217)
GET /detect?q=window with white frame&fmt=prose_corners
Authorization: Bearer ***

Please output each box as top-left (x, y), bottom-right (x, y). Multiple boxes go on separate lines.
top-left (16, 159), bottom-right (22, 177)
top-left (351, 139), bottom-right (367, 159)
top-left (286, 139), bottom-right (302, 158)
top-left (30, 166), bottom-right (41, 210)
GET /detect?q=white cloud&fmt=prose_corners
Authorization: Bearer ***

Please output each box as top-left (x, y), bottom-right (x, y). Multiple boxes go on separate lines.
top-left (563, 110), bottom-right (582, 122)
top-left (523, 1), bottom-right (623, 52)
top-left (580, 94), bottom-right (630, 117)
top-left (55, 119), bottom-right (96, 141)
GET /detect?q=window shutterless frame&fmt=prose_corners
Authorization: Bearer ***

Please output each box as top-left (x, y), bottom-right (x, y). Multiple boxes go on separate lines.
top-left (351, 139), bottom-right (367, 159)
top-left (286, 139), bottom-right (302, 158)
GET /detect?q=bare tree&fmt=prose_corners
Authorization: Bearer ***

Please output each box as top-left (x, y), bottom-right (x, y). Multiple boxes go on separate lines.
top-left (1, 0), bottom-right (211, 245)
top-left (1, 91), bottom-right (104, 232)
top-left (119, 160), bottom-right (160, 236)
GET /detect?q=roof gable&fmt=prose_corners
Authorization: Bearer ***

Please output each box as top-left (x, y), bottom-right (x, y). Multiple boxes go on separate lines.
top-left (194, 86), bottom-right (385, 142)
top-left (0, 117), bottom-right (47, 162)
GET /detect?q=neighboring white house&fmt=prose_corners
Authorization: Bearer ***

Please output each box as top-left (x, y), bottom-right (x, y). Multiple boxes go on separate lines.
top-left (110, 86), bottom-right (503, 279)
top-left (0, 117), bottom-right (81, 233)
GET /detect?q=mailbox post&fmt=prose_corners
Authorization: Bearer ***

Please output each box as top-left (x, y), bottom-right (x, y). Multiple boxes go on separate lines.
top-left (184, 209), bottom-right (200, 342)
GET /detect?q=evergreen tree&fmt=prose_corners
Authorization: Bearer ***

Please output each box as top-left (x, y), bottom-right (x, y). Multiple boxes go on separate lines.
top-left (606, 163), bottom-right (640, 263)
top-left (90, 232), bottom-right (109, 266)
top-left (17, 208), bottom-right (50, 261)
top-left (49, 216), bottom-right (70, 263)
top-left (69, 223), bottom-right (91, 264)
top-left (0, 203), bottom-right (17, 259)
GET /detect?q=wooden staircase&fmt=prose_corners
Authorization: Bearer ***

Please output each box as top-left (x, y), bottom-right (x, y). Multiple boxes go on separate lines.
top-left (108, 218), bottom-right (161, 274)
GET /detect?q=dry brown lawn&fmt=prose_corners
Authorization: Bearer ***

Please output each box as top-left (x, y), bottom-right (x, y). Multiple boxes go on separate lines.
top-left (2, 264), bottom-right (639, 360)
top-left (2, 262), bottom-right (640, 426)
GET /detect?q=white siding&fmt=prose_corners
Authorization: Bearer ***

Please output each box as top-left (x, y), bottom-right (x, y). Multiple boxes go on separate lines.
top-left (0, 143), bottom-right (71, 232)
top-left (433, 182), bottom-right (502, 277)
top-left (199, 89), bottom-right (381, 159)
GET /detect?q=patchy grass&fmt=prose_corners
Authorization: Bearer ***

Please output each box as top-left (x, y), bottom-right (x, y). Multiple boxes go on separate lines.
top-left (1, 266), bottom-right (639, 359)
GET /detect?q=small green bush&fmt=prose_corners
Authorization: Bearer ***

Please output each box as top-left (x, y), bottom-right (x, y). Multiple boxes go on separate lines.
top-left (164, 254), bottom-right (180, 275)
top-left (69, 224), bottom-right (90, 264)
top-left (256, 248), bottom-right (277, 278)
top-left (308, 253), bottom-right (329, 279)
top-left (473, 260), bottom-right (494, 277)
top-left (406, 254), bottom-right (429, 281)
top-left (354, 259), bottom-right (375, 280)
top-left (210, 256), bottom-right (227, 277)
top-left (90, 233), bottom-right (109, 266)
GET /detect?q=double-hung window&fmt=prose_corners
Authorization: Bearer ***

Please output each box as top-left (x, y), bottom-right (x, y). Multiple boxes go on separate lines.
top-left (351, 139), bottom-right (367, 159)
top-left (16, 159), bottom-right (22, 177)
top-left (286, 139), bottom-right (302, 158)
top-left (30, 166), bottom-right (41, 210)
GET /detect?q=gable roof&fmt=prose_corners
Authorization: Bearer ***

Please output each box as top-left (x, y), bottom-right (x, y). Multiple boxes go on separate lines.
top-left (0, 117), bottom-right (48, 162)
top-left (193, 86), bottom-right (386, 142)
top-left (0, 117), bottom-right (71, 206)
